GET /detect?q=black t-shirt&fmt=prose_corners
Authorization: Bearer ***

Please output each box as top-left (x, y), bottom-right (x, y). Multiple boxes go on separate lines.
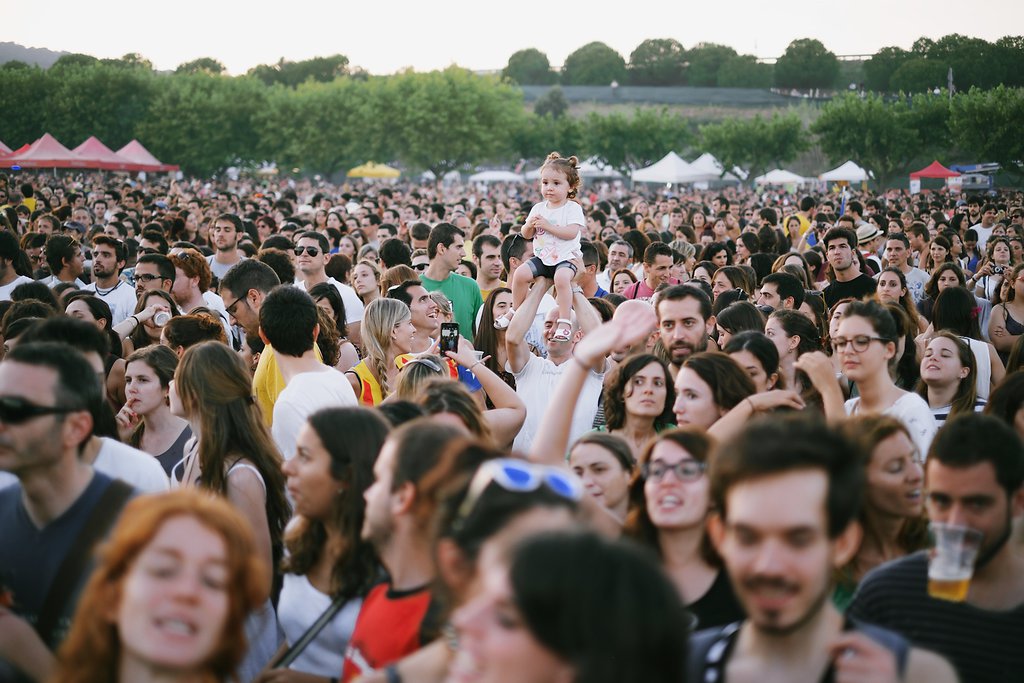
top-left (688, 569), bottom-right (746, 631)
top-left (848, 551), bottom-right (1024, 683)
top-left (824, 273), bottom-right (878, 309)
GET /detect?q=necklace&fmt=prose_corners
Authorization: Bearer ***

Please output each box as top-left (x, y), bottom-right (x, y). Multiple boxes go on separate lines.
top-left (93, 280), bottom-right (123, 297)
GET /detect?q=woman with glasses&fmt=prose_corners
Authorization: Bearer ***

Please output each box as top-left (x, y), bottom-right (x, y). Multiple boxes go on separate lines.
top-left (832, 416), bottom-right (927, 611)
top-left (351, 259), bottom-right (381, 307)
top-left (806, 299), bottom-right (937, 456)
top-left (916, 332), bottom-right (985, 424)
top-left (625, 427), bottom-right (744, 629)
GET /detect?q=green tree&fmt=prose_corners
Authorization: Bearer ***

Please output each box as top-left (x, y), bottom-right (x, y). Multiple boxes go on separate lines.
top-left (533, 86), bottom-right (569, 118)
top-left (700, 113), bottom-right (808, 183)
top-left (583, 107), bottom-right (692, 175)
top-left (0, 64), bottom-right (49, 146)
top-left (511, 113), bottom-right (585, 165)
top-left (367, 67), bottom-right (526, 178)
top-left (101, 53), bottom-right (154, 71)
top-left (811, 93), bottom-right (922, 186)
top-left (889, 58), bottom-right (946, 93)
top-left (687, 43), bottom-right (736, 86)
top-left (502, 48), bottom-right (557, 85)
top-left (44, 62), bottom-right (156, 149)
top-left (48, 53), bottom-right (99, 74)
top-left (994, 36), bottom-right (1024, 87)
top-left (561, 42), bottom-right (627, 86)
top-left (863, 46), bottom-right (910, 92)
top-left (136, 74), bottom-right (269, 176)
top-left (175, 58), bottom-right (226, 75)
top-left (628, 38), bottom-right (688, 85)
top-left (717, 55), bottom-right (772, 88)
top-left (248, 55), bottom-right (349, 88)
top-left (951, 86), bottom-right (1024, 181)
top-left (927, 34), bottom-right (999, 90)
top-left (774, 38), bottom-right (840, 90)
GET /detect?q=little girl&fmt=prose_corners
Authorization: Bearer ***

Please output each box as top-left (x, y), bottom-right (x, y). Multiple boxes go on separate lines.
top-left (511, 152), bottom-right (585, 342)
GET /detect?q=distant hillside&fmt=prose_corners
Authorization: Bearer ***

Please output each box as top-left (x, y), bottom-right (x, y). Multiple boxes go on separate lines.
top-left (0, 42), bottom-right (67, 68)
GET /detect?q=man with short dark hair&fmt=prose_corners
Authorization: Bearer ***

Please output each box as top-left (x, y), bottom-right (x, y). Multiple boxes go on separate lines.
top-left (757, 272), bottom-right (804, 311)
top-left (293, 230), bottom-right (364, 346)
top-left (657, 284), bottom-right (711, 376)
top-left (387, 280), bottom-right (440, 354)
top-left (693, 414), bottom-right (956, 683)
top-left (883, 232), bottom-right (928, 304)
top-left (622, 242), bottom-right (673, 301)
top-left (597, 240), bottom-right (632, 292)
top-left (206, 213), bottom-right (246, 279)
top-left (409, 222), bottom-right (431, 250)
top-left (42, 235), bottom-right (86, 288)
top-left (260, 287), bottom-right (356, 459)
top-left (83, 235), bottom-right (136, 324)
top-left (971, 203), bottom-right (999, 250)
top-left (0, 231), bottom-right (33, 300)
top-left (472, 234), bottom-right (505, 300)
top-left (421, 223), bottom-right (483, 339)
top-left (849, 414), bottom-right (1024, 683)
top-left (578, 240), bottom-right (608, 298)
top-left (379, 237), bottom-right (411, 269)
top-left (822, 227), bottom-right (877, 309)
top-left (133, 253), bottom-right (174, 298)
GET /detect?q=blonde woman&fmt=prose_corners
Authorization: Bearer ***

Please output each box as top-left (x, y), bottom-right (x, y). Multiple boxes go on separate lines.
top-left (345, 298), bottom-right (417, 405)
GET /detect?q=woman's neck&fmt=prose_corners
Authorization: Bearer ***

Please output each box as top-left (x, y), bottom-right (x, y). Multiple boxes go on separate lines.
top-left (861, 508), bottom-right (909, 558)
top-left (780, 354), bottom-right (797, 389)
top-left (143, 404), bottom-right (185, 433)
top-left (926, 381), bottom-right (958, 409)
top-left (658, 524), bottom-right (709, 569)
top-left (856, 371), bottom-right (898, 411)
top-left (616, 414), bottom-right (659, 455)
top-left (118, 654), bottom-right (206, 683)
top-left (362, 290), bottom-right (380, 305)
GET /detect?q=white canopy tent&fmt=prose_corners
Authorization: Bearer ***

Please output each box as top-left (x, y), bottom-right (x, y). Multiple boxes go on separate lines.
top-left (686, 152), bottom-right (746, 183)
top-left (753, 168), bottom-right (810, 185)
top-left (819, 160), bottom-right (872, 183)
top-left (631, 152), bottom-right (695, 184)
top-left (468, 170), bottom-right (524, 183)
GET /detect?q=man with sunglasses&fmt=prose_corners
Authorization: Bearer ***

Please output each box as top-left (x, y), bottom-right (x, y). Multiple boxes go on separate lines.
top-left (293, 231), bottom-right (363, 348)
top-left (0, 343), bottom-right (140, 680)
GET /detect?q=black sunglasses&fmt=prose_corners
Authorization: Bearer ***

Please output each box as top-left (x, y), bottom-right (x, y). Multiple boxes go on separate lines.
top-left (0, 396), bottom-right (79, 425)
top-left (294, 246), bottom-right (321, 256)
top-left (413, 263), bottom-right (428, 271)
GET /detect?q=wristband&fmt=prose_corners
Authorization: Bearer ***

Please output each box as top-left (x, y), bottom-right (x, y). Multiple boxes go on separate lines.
top-left (469, 360), bottom-right (483, 372)
top-left (130, 315), bottom-right (140, 326)
top-left (385, 666), bottom-right (402, 683)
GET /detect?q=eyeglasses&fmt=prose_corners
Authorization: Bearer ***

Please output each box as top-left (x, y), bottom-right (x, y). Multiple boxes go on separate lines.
top-left (138, 247), bottom-right (161, 256)
top-left (830, 335), bottom-right (889, 353)
top-left (454, 459), bottom-right (584, 529)
top-left (294, 246), bottom-right (321, 257)
top-left (413, 263), bottom-right (428, 271)
top-left (0, 396), bottom-right (79, 425)
top-left (134, 273), bottom-right (167, 283)
top-left (223, 295), bottom-right (247, 317)
top-left (642, 459), bottom-right (706, 482)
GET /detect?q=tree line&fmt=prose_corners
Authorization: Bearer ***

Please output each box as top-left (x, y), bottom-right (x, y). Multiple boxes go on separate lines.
top-left (505, 34), bottom-right (1024, 92)
top-left (0, 53), bottom-right (1020, 185)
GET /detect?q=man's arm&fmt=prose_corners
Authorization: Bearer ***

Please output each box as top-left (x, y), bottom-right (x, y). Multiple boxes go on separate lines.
top-left (506, 277), bottom-right (549, 374)
top-left (572, 265), bottom-right (601, 336)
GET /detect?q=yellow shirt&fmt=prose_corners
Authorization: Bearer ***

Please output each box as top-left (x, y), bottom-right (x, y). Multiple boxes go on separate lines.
top-left (252, 343), bottom-right (323, 426)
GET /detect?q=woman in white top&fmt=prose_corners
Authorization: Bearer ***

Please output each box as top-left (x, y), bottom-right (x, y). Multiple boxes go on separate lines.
top-left (171, 341), bottom-right (291, 681)
top-left (970, 237), bottom-right (1014, 302)
top-left (805, 299), bottom-right (937, 457)
top-left (927, 285), bottom-right (1003, 400)
top-left (260, 407), bottom-right (390, 681)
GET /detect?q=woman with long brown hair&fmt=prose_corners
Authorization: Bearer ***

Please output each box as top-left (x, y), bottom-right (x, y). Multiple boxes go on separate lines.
top-left (53, 490), bottom-right (267, 683)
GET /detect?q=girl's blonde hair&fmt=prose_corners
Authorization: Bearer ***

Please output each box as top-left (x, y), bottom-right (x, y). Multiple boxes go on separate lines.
top-left (541, 152), bottom-right (581, 199)
top-left (361, 297), bottom-right (412, 399)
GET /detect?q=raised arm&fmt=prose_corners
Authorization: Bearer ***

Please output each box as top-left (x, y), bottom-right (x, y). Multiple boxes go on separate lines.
top-left (529, 301), bottom-right (657, 467)
top-left (506, 277), bottom-right (549, 373)
top-left (446, 338), bottom-right (526, 448)
top-left (794, 351), bottom-right (847, 422)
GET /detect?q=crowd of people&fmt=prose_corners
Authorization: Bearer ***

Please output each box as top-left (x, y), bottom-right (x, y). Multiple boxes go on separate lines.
top-left (0, 161), bottom-right (1022, 683)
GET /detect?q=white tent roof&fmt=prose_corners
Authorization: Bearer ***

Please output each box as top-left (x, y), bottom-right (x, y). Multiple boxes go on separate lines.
top-left (420, 169), bottom-right (462, 182)
top-left (468, 169), bottom-right (523, 183)
top-left (526, 157), bottom-right (623, 180)
top-left (686, 152), bottom-right (746, 183)
top-left (819, 160), bottom-right (872, 182)
top-left (631, 152), bottom-right (695, 184)
top-left (754, 168), bottom-right (808, 185)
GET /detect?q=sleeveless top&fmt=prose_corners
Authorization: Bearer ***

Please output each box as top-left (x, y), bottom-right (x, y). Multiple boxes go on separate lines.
top-left (347, 354), bottom-right (458, 406)
top-left (962, 336), bottom-right (992, 400)
top-left (1002, 305), bottom-right (1024, 336)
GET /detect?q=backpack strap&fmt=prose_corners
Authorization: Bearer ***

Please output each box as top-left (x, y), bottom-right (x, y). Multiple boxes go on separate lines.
top-left (35, 479), bottom-right (134, 645)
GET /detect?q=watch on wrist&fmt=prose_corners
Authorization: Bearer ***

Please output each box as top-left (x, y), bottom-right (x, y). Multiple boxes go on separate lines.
top-left (571, 285), bottom-right (584, 294)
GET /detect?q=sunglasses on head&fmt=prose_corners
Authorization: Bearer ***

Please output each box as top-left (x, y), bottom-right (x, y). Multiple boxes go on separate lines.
top-left (0, 396), bottom-right (79, 425)
top-left (454, 459), bottom-right (584, 530)
top-left (294, 246), bottom-right (321, 256)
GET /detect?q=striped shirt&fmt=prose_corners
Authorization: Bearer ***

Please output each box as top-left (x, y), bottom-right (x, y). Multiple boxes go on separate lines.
top-left (930, 398), bottom-right (987, 424)
top-left (848, 551), bottom-right (1024, 683)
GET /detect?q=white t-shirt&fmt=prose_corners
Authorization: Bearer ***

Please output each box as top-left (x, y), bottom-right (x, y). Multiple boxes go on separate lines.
top-left (272, 368), bottom-right (358, 459)
top-left (42, 275), bottom-right (87, 289)
top-left (903, 267), bottom-right (929, 304)
top-left (0, 275), bottom-right (33, 301)
top-left (845, 392), bottom-right (937, 459)
top-left (94, 437), bottom-right (170, 493)
top-left (528, 200), bottom-right (584, 266)
top-left (509, 353), bottom-right (604, 453)
top-left (971, 223), bottom-right (994, 251)
top-left (277, 573), bottom-right (362, 676)
top-left (295, 277), bottom-right (365, 325)
top-left (83, 280), bottom-right (137, 325)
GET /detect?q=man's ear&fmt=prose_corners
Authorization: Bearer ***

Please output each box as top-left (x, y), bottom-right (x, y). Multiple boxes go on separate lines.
top-left (832, 520), bottom-right (863, 568)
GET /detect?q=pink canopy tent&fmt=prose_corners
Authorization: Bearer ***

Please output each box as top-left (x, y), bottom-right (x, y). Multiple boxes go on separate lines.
top-left (910, 161), bottom-right (960, 179)
top-left (116, 140), bottom-right (179, 172)
top-left (0, 133), bottom-right (89, 169)
top-left (0, 141), bottom-right (10, 157)
top-left (73, 136), bottom-right (139, 171)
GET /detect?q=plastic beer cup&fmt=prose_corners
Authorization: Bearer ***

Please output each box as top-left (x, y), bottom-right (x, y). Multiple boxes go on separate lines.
top-left (927, 523), bottom-right (982, 602)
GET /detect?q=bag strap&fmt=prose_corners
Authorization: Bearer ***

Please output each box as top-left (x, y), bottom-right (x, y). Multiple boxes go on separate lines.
top-left (35, 478), bottom-right (134, 644)
top-left (272, 593), bottom-right (348, 669)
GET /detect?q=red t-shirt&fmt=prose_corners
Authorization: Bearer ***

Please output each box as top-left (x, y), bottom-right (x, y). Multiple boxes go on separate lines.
top-left (340, 582), bottom-right (438, 681)
top-left (623, 279), bottom-right (656, 301)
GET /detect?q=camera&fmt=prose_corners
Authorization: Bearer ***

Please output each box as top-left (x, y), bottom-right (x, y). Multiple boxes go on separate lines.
top-left (993, 266), bottom-right (1005, 275)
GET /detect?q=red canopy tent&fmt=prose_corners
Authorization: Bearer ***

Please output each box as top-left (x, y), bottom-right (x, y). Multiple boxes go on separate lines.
top-left (0, 133), bottom-right (89, 168)
top-left (0, 141), bottom-right (10, 157)
top-left (910, 161), bottom-right (960, 179)
top-left (73, 136), bottom-right (139, 171)
top-left (116, 140), bottom-right (179, 172)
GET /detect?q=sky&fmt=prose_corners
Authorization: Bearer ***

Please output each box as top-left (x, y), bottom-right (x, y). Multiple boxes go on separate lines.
top-left (5, 0), bottom-right (1021, 75)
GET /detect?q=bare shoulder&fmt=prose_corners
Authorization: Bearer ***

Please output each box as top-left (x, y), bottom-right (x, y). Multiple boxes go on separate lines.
top-left (905, 646), bottom-right (958, 683)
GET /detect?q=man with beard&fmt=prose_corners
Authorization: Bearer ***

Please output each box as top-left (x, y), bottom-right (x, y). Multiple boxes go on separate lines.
top-left (81, 235), bottom-right (136, 325)
top-left (690, 414), bottom-right (956, 683)
top-left (822, 227), bottom-right (876, 309)
top-left (472, 234), bottom-right (505, 301)
top-left (656, 284), bottom-right (712, 377)
top-left (205, 213), bottom-right (246, 279)
top-left (849, 414), bottom-right (1024, 683)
